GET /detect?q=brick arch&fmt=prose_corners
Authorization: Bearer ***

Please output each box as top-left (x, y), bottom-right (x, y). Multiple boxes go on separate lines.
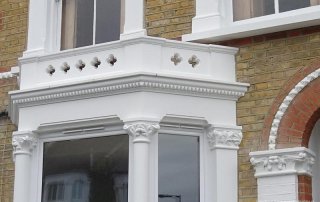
top-left (276, 78), bottom-right (320, 149)
top-left (261, 62), bottom-right (320, 150)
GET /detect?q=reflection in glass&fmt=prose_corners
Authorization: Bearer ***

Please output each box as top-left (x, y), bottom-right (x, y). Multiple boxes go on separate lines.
top-left (233, 0), bottom-right (274, 21)
top-left (96, 0), bottom-right (121, 44)
top-left (279, 0), bottom-right (310, 12)
top-left (42, 135), bottom-right (129, 202)
top-left (158, 134), bottom-right (200, 202)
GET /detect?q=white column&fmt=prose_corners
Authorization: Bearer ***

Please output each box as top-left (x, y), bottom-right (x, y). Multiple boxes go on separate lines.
top-left (24, 0), bottom-right (49, 57)
top-left (124, 121), bottom-right (159, 202)
top-left (250, 147), bottom-right (315, 202)
top-left (120, 0), bottom-right (146, 40)
top-left (205, 125), bottom-right (242, 202)
top-left (12, 131), bottom-right (38, 202)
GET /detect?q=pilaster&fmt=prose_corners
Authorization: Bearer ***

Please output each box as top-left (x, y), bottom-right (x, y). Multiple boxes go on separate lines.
top-left (12, 131), bottom-right (38, 202)
top-left (124, 121), bottom-right (159, 202)
top-left (120, 0), bottom-right (146, 40)
top-left (250, 147), bottom-right (315, 202)
top-left (205, 125), bottom-right (242, 202)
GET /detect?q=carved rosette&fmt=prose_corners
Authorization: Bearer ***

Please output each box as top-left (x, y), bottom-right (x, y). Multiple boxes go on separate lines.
top-left (207, 126), bottom-right (242, 149)
top-left (12, 132), bottom-right (38, 158)
top-left (250, 148), bottom-right (315, 177)
top-left (124, 122), bottom-right (160, 143)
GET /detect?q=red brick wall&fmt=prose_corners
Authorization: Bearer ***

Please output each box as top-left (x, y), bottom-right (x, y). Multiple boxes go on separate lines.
top-left (298, 175), bottom-right (313, 202)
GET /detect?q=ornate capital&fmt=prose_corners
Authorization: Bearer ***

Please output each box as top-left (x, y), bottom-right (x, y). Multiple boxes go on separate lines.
top-left (207, 126), bottom-right (242, 149)
top-left (250, 147), bottom-right (315, 177)
top-left (12, 131), bottom-right (38, 157)
top-left (123, 122), bottom-right (160, 143)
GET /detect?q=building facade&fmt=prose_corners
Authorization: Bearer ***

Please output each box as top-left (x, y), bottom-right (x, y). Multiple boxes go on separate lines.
top-left (0, 0), bottom-right (320, 202)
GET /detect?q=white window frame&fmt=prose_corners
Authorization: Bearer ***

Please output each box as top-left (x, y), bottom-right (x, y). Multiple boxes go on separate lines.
top-left (32, 123), bottom-right (206, 202)
top-left (183, 0), bottom-right (320, 42)
top-left (155, 127), bottom-right (205, 202)
top-left (24, 0), bottom-right (146, 57)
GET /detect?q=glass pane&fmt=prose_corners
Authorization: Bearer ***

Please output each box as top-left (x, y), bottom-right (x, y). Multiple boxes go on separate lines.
top-left (95, 0), bottom-right (121, 44)
top-left (233, 0), bottom-right (274, 21)
top-left (42, 135), bottom-right (129, 202)
top-left (279, 0), bottom-right (310, 12)
top-left (61, 0), bottom-right (94, 50)
top-left (158, 134), bottom-right (200, 202)
top-left (75, 0), bottom-right (94, 48)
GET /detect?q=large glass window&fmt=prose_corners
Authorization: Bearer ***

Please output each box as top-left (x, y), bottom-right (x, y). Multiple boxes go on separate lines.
top-left (42, 135), bottom-right (129, 202)
top-left (158, 134), bottom-right (200, 202)
top-left (61, 0), bottom-right (123, 50)
top-left (233, 0), bottom-right (320, 21)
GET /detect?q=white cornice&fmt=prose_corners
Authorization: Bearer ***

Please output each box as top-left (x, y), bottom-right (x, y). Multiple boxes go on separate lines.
top-left (9, 73), bottom-right (248, 125)
top-left (250, 147), bottom-right (315, 177)
top-left (268, 68), bottom-right (320, 150)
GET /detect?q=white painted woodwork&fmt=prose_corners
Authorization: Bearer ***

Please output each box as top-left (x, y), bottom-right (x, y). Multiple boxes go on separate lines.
top-left (184, 4), bottom-right (320, 42)
top-left (250, 147), bottom-right (315, 202)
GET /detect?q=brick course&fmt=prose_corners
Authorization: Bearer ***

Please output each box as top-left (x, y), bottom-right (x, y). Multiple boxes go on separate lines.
top-left (145, 0), bottom-right (195, 39)
top-left (222, 28), bottom-right (320, 202)
top-left (0, 0), bottom-right (28, 201)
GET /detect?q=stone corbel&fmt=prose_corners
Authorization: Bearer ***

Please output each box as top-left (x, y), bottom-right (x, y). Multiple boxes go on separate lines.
top-left (12, 131), bottom-right (38, 160)
top-left (250, 147), bottom-right (315, 177)
top-left (123, 122), bottom-right (160, 143)
top-left (206, 125), bottom-right (243, 149)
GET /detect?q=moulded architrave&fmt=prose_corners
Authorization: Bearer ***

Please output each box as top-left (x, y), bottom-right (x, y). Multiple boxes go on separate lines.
top-left (183, 5), bottom-right (320, 42)
top-left (9, 73), bottom-right (248, 127)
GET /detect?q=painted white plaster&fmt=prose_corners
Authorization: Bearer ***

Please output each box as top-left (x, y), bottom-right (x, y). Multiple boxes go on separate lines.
top-left (250, 147), bottom-right (315, 202)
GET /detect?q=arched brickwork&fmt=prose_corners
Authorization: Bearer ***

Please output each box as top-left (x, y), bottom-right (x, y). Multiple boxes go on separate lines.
top-left (276, 77), bottom-right (320, 149)
top-left (261, 62), bottom-right (320, 149)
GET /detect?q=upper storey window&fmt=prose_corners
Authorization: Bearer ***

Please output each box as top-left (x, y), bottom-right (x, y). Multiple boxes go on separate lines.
top-left (61, 0), bottom-right (124, 50)
top-left (233, 0), bottom-right (320, 21)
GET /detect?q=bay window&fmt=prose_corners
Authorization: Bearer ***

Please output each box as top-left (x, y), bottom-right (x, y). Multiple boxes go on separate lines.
top-left (233, 0), bottom-right (320, 21)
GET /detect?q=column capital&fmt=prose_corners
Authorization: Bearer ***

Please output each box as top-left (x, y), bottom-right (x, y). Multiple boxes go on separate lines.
top-left (12, 131), bottom-right (38, 158)
top-left (250, 147), bottom-right (315, 177)
top-left (207, 125), bottom-right (242, 150)
top-left (123, 122), bottom-right (160, 143)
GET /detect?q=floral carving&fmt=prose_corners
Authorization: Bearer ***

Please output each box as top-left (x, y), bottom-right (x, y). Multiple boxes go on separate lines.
top-left (47, 65), bottom-right (55, 76)
top-left (91, 57), bottom-right (101, 68)
top-left (76, 60), bottom-right (86, 71)
top-left (207, 127), bottom-right (242, 149)
top-left (124, 122), bottom-right (160, 140)
top-left (61, 62), bottom-right (70, 73)
top-left (12, 134), bottom-right (37, 155)
top-left (250, 150), bottom-right (315, 175)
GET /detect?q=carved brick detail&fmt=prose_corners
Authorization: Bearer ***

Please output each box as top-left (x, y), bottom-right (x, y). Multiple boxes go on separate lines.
top-left (207, 126), bottom-right (242, 149)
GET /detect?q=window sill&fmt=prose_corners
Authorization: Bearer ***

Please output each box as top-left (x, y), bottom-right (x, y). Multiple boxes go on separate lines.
top-left (183, 6), bottom-right (320, 43)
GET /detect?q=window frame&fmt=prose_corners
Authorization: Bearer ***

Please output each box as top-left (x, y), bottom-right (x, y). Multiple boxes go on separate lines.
top-left (33, 123), bottom-right (206, 202)
top-left (155, 127), bottom-right (205, 202)
top-left (47, 0), bottom-right (125, 52)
